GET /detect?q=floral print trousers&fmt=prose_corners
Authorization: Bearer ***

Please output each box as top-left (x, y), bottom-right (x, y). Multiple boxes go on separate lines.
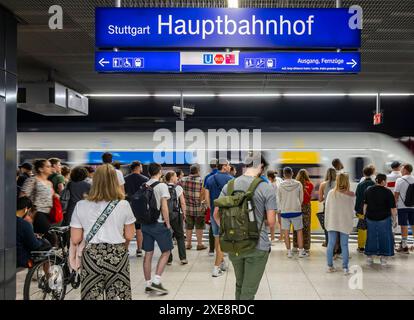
top-left (81, 243), bottom-right (132, 300)
top-left (293, 204), bottom-right (312, 251)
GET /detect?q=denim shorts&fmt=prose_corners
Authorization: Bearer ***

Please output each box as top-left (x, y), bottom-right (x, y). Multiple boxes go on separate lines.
top-left (210, 211), bottom-right (220, 237)
top-left (398, 208), bottom-right (414, 226)
top-left (142, 222), bottom-right (173, 253)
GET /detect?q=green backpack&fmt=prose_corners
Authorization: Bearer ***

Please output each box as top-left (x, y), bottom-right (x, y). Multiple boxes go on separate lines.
top-left (214, 177), bottom-right (264, 256)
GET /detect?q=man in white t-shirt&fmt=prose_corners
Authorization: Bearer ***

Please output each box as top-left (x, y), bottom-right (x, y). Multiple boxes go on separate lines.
top-left (101, 152), bottom-right (125, 194)
top-left (165, 170), bottom-right (187, 265)
top-left (141, 163), bottom-right (172, 295)
top-left (394, 163), bottom-right (414, 254)
top-left (387, 161), bottom-right (402, 192)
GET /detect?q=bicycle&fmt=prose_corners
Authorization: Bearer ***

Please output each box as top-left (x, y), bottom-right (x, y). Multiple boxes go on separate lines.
top-left (23, 226), bottom-right (81, 300)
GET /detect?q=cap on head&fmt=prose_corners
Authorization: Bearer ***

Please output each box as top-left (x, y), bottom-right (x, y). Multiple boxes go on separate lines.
top-left (391, 161), bottom-right (401, 170)
top-left (19, 162), bottom-right (33, 171)
top-left (244, 151), bottom-right (268, 169)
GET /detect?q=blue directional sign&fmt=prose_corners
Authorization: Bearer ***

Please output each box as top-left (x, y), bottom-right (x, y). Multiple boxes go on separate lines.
top-left (181, 52), bottom-right (361, 73)
top-left (95, 51), bottom-right (180, 72)
top-left (96, 8), bottom-right (361, 49)
top-left (96, 51), bottom-right (360, 73)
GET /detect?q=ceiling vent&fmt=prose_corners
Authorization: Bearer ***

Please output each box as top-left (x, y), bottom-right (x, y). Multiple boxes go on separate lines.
top-left (17, 82), bottom-right (88, 116)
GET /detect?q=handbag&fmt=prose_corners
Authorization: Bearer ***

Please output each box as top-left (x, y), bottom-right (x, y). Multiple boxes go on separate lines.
top-left (69, 200), bottom-right (119, 271)
top-left (49, 196), bottom-right (63, 224)
top-left (205, 207), bottom-right (211, 224)
top-left (316, 212), bottom-right (325, 229)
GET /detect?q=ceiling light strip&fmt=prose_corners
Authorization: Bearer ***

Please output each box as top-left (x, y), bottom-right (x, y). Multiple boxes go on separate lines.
top-left (85, 93), bottom-right (414, 98)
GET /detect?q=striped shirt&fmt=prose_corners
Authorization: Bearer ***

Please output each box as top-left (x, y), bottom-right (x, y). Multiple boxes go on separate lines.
top-left (387, 171), bottom-right (402, 192)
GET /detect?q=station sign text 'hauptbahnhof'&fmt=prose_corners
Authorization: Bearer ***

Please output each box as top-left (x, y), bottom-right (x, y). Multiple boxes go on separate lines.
top-left (95, 8), bottom-right (361, 49)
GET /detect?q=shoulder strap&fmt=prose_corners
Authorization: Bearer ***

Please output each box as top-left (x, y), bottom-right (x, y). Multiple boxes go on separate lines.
top-left (227, 179), bottom-right (235, 195)
top-left (247, 177), bottom-right (263, 194)
top-left (149, 181), bottom-right (160, 189)
top-left (85, 200), bottom-right (120, 244)
top-left (213, 175), bottom-right (221, 190)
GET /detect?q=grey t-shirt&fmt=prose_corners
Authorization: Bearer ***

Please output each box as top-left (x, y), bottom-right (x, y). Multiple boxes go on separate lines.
top-left (220, 175), bottom-right (277, 252)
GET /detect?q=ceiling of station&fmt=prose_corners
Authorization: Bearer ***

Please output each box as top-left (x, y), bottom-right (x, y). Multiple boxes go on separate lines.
top-left (1, 0), bottom-right (413, 94)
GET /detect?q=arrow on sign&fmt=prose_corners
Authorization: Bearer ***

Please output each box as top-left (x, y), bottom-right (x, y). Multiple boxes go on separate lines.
top-left (99, 58), bottom-right (109, 67)
top-left (346, 59), bottom-right (357, 68)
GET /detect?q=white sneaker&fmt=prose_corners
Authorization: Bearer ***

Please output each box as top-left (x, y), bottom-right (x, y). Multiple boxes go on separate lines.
top-left (380, 257), bottom-right (388, 266)
top-left (208, 251), bottom-right (215, 257)
top-left (292, 247), bottom-right (299, 253)
top-left (287, 250), bottom-right (293, 258)
top-left (219, 261), bottom-right (227, 272)
top-left (343, 268), bottom-right (350, 276)
top-left (326, 266), bottom-right (337, 273)
top-left (212, 268), bottom-right (224, 278)
top-left (367, 256), bottom-right (374, 265)
top-left (298, 250), bottom-right (309, 258)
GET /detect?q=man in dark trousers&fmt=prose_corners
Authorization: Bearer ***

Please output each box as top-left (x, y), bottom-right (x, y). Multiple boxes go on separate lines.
top-left (205, 159), bottom-right (233, 277)
top-left (124, 161), bottom-right (149, 257)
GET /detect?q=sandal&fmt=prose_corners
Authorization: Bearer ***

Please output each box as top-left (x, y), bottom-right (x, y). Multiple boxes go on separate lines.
top-left (197, 244), bottom-right (207, 251)
top-left (186, 244), bottom-right (192, 250)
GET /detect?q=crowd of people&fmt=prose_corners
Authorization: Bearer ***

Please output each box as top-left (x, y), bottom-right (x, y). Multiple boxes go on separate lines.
top-left (15, 153), bottom-right (414, 300)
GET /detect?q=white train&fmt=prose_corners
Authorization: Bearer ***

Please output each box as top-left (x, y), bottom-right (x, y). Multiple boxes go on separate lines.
top-left (17, 131), bottom-right (413, 232)
top-left (17, 131), bottom-right (414, 178)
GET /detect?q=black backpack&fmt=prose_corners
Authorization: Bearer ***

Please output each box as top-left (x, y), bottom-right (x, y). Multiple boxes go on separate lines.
top-left (167, 184), bottom-right (180, 221)
top-left (130, 181), bottom-right (161, 224)
top-left (402, 178), bottom-right (414, 207)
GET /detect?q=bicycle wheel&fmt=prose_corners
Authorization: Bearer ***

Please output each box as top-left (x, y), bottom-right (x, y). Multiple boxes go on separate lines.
top-left (23, 256), bottom-right (67, 300)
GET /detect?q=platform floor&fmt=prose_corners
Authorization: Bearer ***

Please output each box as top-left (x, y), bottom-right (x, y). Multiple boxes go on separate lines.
top-left (16, 235), bottom-right (414, 300)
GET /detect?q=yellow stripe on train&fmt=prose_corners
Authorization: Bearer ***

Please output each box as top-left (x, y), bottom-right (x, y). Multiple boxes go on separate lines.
top-left (279, 151), bottom-right (320, 164)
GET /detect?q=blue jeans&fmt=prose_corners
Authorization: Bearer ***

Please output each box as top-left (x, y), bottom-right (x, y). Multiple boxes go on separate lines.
top-left (327, 231), bottom-right (349, 269)
top-left (365, 217), bottom-right (394, 257)
top-left (210, 206), bottom-right (220, 237)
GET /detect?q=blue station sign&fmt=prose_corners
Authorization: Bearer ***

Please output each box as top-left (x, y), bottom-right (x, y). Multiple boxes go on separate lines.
top-left (95, 51), bottom-right (180, 72)
top-left (95, 8), bottom-right (361, 49)
top-left (96, 51), bottom-right (360, 74)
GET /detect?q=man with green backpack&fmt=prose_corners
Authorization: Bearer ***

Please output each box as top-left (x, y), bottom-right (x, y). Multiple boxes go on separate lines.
top-left (213, 153), bottom-right (277, 300)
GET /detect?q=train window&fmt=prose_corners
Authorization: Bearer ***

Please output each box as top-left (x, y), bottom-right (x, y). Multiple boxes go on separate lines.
top-left (19, 151), bottom-right (69, 165)
top-left (353, 157), bottom-right (367, 182)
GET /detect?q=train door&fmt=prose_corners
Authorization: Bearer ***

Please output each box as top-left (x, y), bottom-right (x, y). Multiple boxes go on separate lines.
top-left (278, 151), bottom-right (324, 233)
